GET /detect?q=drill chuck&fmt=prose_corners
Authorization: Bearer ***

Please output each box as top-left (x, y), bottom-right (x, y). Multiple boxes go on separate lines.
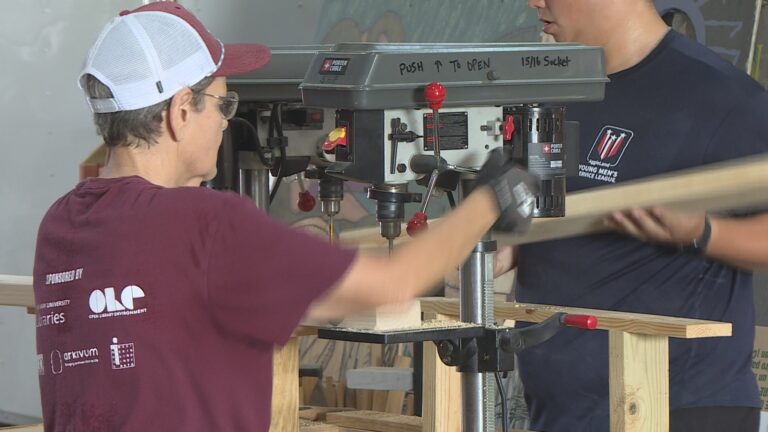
top-left (319, 175), bottom-right (344, 218)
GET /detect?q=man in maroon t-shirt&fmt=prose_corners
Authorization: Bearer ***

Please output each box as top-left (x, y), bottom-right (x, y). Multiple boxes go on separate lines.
top-left (33, 3), bottom-right (538, 432)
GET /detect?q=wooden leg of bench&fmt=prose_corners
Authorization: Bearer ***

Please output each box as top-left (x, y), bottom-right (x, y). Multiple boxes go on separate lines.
top-left (609, 331), bottom-right (669, 432)
top-left (422, 313), bottom-right (461, 432)
top-left (271, 336), bottom-right (299, 432)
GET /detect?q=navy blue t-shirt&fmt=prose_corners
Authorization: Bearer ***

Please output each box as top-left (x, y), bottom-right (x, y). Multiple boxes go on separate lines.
top-left (515, 30), bottom-right (768, 432)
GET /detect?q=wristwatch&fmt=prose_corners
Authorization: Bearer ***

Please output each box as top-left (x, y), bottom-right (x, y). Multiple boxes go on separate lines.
top-left (681, 215), bottom-right (711, 255)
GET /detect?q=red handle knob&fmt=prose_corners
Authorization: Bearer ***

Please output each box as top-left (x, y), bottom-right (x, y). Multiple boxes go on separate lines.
top-left (562, 314), bottom-right (598, 330)
top-left (503, 115), bottom-right (516, 141)
top-left (424, 82), bottom-right (446, 110)
top-left (406, 211), bottom-right (429, 237)
top-left (297, 191), bottom-right (316, 212)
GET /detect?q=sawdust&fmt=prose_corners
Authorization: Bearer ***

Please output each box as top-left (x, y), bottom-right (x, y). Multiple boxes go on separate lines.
top-left (331, 319), bottom-right (479, 333)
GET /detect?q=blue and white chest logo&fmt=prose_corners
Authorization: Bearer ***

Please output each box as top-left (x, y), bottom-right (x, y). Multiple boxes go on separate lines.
top-left (587, 126), bottom-right (634, 167)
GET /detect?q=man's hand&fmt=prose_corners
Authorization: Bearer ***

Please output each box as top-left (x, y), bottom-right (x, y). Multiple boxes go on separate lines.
top-left (474, 148), bottom-right (539, 234)
top-left (604, 206), bottom-right (706, 247)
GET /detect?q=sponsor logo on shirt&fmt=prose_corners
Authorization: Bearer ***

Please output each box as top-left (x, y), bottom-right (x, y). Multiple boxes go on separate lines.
top-left (88, 285), bottom-right (147, 319)
top-left (45, 268), bottom-right (83, 285)
top-left (50, 350), bottom-right (63, 374)
top-left (49, 346), bottom-right (99, 374)
top-left (37, 299), bottom-right (71, 310)
top-left (36, 299), bottom-right (71, 328)
top-left (110, 337), bottom-right (136, 370)
top-left (36, 311), bottom-right (66, 328)
top-left (587, 126), bottom-right (634, 166)
top-left (579, 125), bottom-right (635, 184)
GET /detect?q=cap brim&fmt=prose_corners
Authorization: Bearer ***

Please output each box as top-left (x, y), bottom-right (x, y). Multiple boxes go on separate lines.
top-left (213, 43), bottom-right (271, 77)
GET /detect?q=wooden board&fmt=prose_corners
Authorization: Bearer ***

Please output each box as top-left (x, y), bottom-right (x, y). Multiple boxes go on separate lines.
top-left (299, 406), bottom-right (354, 422)
top-left (339, 300), bottom-right (421, 331)
top-left (609, 331), bottom-right (669, 432)
top-left (421, 313), bottom-right (461, 432)
top-left (299, 420), bottom-right (341, 431)
top-left (323, 376), bottom-right (337, 407)
top-left (326, 411), bottom-right (422, 432)
top-left (0, 274), bottom-right (34, 308)
top-left (0, 425), bottom-right (43, 432)
top-left (271, 337), bottom-right (300, 432)
top-left (339, 155), bottom-right (768, 249)
top-left (420, 297), bottom-right (731, 339)
top-left (496, 154), bottom-right (768, 246)
top-left (384, 355), bottom-right (412, 414)
top-left (302, 376), bottom-right (320, 405)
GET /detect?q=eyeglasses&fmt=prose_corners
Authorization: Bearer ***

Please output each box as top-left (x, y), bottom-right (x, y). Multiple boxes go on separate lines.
top-left (202, 91), bottom-right (239, 120)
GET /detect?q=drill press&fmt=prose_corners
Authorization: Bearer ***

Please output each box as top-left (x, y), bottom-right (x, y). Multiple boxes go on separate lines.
top-left (303, 42), bottom-right (608, 432)
top-left (214, 46), bottom-right (347, 242)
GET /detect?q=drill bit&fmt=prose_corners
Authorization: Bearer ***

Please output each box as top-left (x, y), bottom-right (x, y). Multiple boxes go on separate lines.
top-left (328, 215), bottom-right (335, 245)
top-left (388, 238), bottom-right (394, 255)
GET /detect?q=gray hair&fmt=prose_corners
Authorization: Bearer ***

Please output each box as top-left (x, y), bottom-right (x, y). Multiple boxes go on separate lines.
top-left (82, 75), bottom-right (216, 148)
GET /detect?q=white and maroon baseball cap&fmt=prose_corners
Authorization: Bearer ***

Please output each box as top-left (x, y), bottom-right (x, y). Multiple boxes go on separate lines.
top-left (78, 2), bottom-right (271, 113)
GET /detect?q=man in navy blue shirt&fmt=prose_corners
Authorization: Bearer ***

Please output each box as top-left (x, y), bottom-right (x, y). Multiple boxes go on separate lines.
top-left (495, 1), bottom-right (768, 431)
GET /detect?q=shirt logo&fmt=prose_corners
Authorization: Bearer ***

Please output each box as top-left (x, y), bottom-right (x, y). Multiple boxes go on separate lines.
top-left (587, 125), bottom-right (634, 167)
top-left (49, 347), bottom-right (99, 373)
top-left (50, 350), bottom-right (63, 375)
top-left (88, 285), bottom-right (147, 319)
top-left (110, 337), bottom-right (136, 370)
top-left (36, 298), bottom-right (71, 328)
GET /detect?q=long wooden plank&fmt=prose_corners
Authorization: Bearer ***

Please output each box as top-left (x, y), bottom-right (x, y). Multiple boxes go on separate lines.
top-left (496, 154), bottom-right (768, 246)
top-left (339, 155), bottom-right (768, 249)
top-left (0, 275), bottom-right (34, 308)
top-left (0, 425), bottom-right (43, 432)
top-left (419, 297), bottom-right (731, 339)
top-left (326, 411), bottom-right (422, 432)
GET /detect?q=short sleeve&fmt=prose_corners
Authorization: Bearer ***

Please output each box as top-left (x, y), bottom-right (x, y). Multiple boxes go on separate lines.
top-left (206, 193), bottom-right (357, 344)
top-left (703, 89), bottom-right (768, 164)
top-left (702, 89), bottom-right (768, 215)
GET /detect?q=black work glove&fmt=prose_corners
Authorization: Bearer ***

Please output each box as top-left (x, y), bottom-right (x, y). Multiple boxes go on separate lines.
top-left (473, 148), bottom-right (539, 233)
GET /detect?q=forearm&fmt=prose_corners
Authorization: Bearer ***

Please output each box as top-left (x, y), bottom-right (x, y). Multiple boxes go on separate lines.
top-left (308, 187), bottom-right (499, 319)
top-left (385, 187), bottom-right (499, 299)
top-left (706, 213), bottom-right (768, 271)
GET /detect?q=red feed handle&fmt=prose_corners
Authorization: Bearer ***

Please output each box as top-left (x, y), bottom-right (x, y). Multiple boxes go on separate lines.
top-left (424, 82), bottom-right (446, 110)
top-left (562, 314), bottom-right (598, 330)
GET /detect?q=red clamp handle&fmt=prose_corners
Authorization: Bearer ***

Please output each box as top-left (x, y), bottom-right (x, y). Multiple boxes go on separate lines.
top-left (424, 82), bottom-right (446, 110)
top-left (297, 191), bottom-right (316, 212)
top-left (406, 211), bottom-right (429, 237)
top-left (562, 314), bottom-right (598, 330)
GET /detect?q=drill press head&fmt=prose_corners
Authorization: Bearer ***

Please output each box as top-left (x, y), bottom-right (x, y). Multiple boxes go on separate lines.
top-left (300, 42), bottom-right (607, 239)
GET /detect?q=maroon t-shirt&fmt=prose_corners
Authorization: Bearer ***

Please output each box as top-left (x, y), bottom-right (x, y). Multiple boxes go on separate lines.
top-left (33, 176), bottom-right (356, 431)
